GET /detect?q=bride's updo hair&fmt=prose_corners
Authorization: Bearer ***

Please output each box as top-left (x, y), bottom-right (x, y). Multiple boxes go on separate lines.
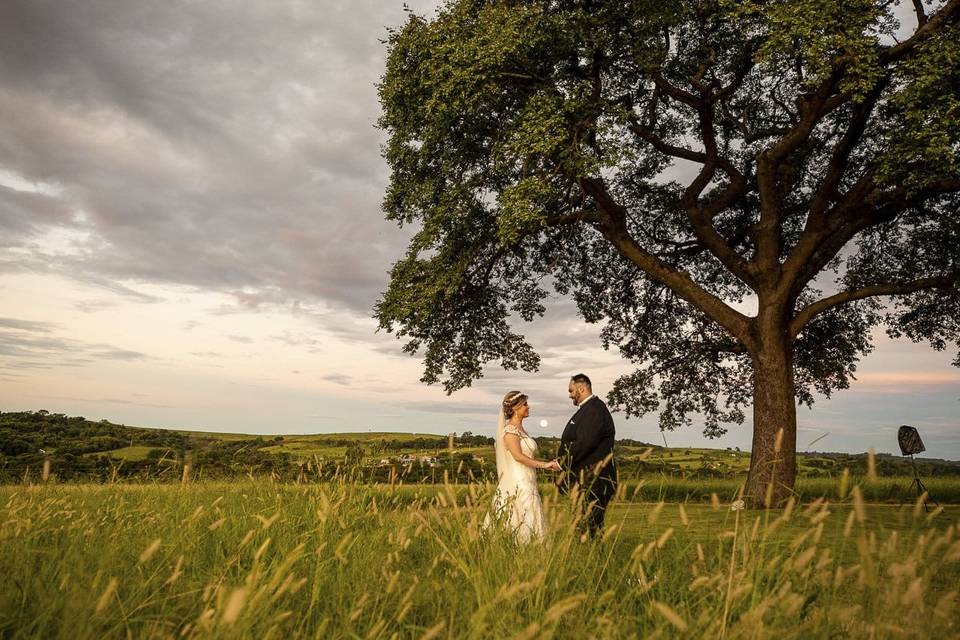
top-left (502, 390), bottom-right (528, 419)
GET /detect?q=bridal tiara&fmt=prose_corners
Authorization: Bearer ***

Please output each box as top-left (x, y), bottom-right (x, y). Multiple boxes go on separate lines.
top-left (503, 391), bottom-right (525, 405)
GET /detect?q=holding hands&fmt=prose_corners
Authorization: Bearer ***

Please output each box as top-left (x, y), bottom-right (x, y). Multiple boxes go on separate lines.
top-left (542, 459), bottom-right (562, 472)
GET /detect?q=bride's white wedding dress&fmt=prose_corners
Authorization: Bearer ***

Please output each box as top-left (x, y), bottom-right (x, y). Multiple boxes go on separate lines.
top-left (483, 413), bottom-right (546, 543)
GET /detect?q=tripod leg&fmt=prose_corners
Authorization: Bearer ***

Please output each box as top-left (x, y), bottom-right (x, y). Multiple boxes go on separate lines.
top-left (916, 478), bottom-right (940, 511)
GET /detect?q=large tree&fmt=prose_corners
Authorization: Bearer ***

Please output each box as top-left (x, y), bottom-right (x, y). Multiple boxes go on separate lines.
top-left (374, 0), bottom-right (960, 505)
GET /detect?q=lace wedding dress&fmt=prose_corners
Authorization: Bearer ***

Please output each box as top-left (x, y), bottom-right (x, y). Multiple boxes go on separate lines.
top-left (482, 410), bottom-right (546, 543)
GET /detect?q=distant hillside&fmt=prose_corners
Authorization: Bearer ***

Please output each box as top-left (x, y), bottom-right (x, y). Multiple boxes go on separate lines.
top-left (2, 410), bottom-right (959, 483)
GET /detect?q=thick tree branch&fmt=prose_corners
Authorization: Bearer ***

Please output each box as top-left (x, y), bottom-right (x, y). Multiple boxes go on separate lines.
top-left (782, 166), bottom-right (894, 299)
top-left (627, 77), bottom-right (753, 285)
top-left (547, 208), bottom-right (603, 226)
top-left (682, 98), bottom-right (754, 286)
top-left (651, 72), bottom-right (701, 108)
top-left (783, 174), bottom-right (960, 302)
top-left (807, 77), bottom-right (890, 220)
top-left (882, 0), bottom-right (960, 63)
top-left (912, 0), bottom-right (928, 27)
top-left (789, 272), bottom-right (959, 338)
top-left (578, 177), bottom-right (752, 343)
top-left (627, 120), bottom-right (708, 164)
top-left (755, 69), bottom-right (846, 276)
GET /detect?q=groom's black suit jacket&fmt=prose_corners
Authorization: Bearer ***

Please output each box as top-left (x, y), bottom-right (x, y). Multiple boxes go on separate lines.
top-left (557, 396), bottom-right (617, 497)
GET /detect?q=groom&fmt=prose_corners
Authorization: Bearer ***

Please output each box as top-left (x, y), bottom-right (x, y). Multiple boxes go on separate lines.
top-left (557, 373), bottom-right (618, 538)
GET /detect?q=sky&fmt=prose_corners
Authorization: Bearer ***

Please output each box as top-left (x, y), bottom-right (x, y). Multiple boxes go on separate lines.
top-left (1, 1), bottom-right (957, 459)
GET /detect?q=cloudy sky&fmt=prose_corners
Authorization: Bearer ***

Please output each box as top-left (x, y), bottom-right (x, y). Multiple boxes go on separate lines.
top-left (1, 0), bottom-right (957, 458)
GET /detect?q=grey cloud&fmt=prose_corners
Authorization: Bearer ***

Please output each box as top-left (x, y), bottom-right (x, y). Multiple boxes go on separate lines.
top-left (268, 330), bottom-right (323, 348)
top-left (0, 185), bottom-right (74, 243)
top-left (74, 299), bottom-right (120, 313)
top-left (0, 0), bottom-right (614, 371)
top-left (91, 349), bottom-right (148, 360)
top-left (228, 335), bottom-right (253, 344)
top-left (0, 0), bottom-right (434, 318)
top-left (0, 317), bottom-right (148, 368)
top-left (0, 332), bottom-right (85, 358)
top-left (99, 397), bottom-right (173, 409)
top-left (400, 401), bottom-right (498, 416)
top-left (321, 373), bottom-right (352, 386)
top-left (41, 395), bottom-right (173, 409)
top-left (0, 317), bottom-right (56, 332)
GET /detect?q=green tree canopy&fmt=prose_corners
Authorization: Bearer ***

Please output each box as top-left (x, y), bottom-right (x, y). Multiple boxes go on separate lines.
top-left (376, 0), bottom-right (960, 503)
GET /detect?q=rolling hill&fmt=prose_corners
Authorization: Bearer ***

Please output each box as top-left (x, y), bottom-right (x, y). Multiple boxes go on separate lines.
top-left (2, 409), bottom-right (958, 483)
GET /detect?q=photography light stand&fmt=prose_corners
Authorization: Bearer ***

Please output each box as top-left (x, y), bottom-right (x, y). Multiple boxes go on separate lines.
top-left (897, 425), bottom-right (939, 512)
top-left (907, 453), bottom-right (939, 512)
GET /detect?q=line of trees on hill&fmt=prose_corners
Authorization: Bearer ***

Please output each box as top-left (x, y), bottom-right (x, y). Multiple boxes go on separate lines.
top-left (0, 411), bottom-right (501, 483)
top-left (3, 411), bottom-right (959, 484)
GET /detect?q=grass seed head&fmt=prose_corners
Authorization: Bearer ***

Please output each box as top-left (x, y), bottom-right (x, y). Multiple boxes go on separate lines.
top-left (95, 577), bottom-right (118, 613)
top-left (652, 601), bottom-right (688, 631)
top-left (838, 468), bottom-right (850, 500)
top-left (221, 588), bottom-right (246, 624)
top-left (852, 486), bottom-right (866, 524)
top-left (543, 594), bottom-right (587, 624)
top-left (420, 620), bottom-right (445, 640)
top-left (139, 538), bottom-right (162, 563)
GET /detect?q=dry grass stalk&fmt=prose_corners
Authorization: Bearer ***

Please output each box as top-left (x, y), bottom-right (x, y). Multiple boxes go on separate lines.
top-left (852, 486), bottom-right (866, 524)
top-left (164, 555), bottom-right (184, 585)
top-left (95, 577), bottom-right (118, 613)
top-left (139, 538), bottom-right (162, 563)
top-left (656, 527), bottom-right (674, 549)
top-left (648, 501), bottom-right (664, 524)
top-left (544, 594), bottom-right (587, 624)
top-left (652, 601), bottom-right (688, 631)
top-left (221, 587), bottom-right (246, 624)
top-left (420, 620), bottom-right (445, 640)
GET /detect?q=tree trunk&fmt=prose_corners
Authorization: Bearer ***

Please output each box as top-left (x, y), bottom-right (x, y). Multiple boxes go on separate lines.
top-left (744, 330), bottom-right (798, 507)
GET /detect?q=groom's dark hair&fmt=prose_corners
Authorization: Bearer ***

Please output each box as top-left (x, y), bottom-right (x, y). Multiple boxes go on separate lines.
top-left (570, 373), bottom-right (592, 390)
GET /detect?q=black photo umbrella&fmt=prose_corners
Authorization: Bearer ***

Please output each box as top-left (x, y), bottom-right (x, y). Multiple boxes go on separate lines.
top-left (897, 425), bottom-right (938, 512)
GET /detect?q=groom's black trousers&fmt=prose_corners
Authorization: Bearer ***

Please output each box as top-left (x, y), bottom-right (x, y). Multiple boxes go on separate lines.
top-left (583, 474), bottom-right (617, 536)
top-left (578, 471), bottom-right (617, 537)
top-left (559, 465), bottom-right (618, 537)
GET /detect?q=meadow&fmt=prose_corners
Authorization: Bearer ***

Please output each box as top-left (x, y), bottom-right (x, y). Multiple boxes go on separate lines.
top-left (1, 478), bottom-right (958, 639)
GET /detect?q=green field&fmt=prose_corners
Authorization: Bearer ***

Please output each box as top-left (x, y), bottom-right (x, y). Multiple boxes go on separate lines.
top-left (6, 411), bottom-right (960, 486)
top-left (1, 480), bottom-right (958, 639)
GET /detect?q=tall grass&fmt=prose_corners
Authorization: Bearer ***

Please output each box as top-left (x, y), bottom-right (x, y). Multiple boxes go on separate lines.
top-left (619, 475), bottom-right (960, 504)
top-left (0, 479), bottom-right (957, 638)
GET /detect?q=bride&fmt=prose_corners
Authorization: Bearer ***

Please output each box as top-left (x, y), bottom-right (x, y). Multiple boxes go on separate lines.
top-left (483, 391), bottom-right (561, 543)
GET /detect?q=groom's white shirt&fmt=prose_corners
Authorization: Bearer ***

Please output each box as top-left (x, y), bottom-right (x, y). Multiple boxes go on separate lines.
top-left (577, 394), bottom-right (594, 408)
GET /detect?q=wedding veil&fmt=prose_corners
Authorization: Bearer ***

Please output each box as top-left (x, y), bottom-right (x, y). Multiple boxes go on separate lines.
top-left (494, 405), bottom-right (512, 486)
